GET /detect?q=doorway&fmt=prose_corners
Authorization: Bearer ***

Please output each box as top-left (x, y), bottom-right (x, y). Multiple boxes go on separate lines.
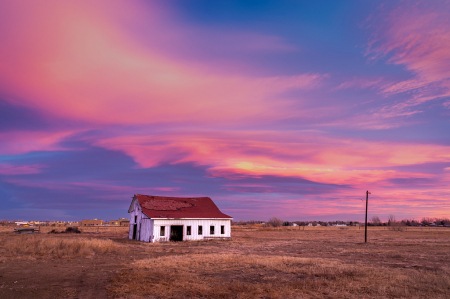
top-left (132, 224), bottom-right (137, 240)
top-left (170, 225), bottom-right (183, 242)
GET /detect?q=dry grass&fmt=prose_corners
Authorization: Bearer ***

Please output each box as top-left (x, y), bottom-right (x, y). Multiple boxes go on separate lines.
top-left (39, 225), bottom-right (129, 234)
top-left (0, 234), bottom-right (125, 260)
top-left (2, 225), bottom-right (450, 298)
top-left (109, 226), bottom-right (450, 298)
top-left (110, 253), bottom-right (450, 299)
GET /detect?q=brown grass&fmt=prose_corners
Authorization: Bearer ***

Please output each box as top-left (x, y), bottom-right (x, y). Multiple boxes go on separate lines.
top-left (2, 225), bottom-right (450, 298)
top-left (39, 225), bottom-right (129, 234)
top-left (110, 253), bottom-right (450, 299)
top-left (0, 234), bottom-right (125, 260)
top-left (108, 226), bottom-right (450, 299)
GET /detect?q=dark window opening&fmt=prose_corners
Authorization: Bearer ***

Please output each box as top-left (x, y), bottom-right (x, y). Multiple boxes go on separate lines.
top-left (210, 226), bottom-right (215, 235)
top-left (160, 226), bottom-right (165, 236)
top-left (134, 216), bottom-right (137, 223)
top-left (170, 226), bottom-right (183, 242)
top-left (187, 226), bottom-right (191, 235)
top-left (221, 225), bottom-right (225, 234)
top-left (198, 225), bottom-right (203, 235)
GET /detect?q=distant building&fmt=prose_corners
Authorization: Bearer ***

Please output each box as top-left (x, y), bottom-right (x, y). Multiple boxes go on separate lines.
top-left (119, 219), bottom-right (130, 226)
top-left (109, 218), bottom-right (130, 226)
top-left (81, 219), bottom-right (103, 226)
top-left (15, 221), bottom-right (28, 226)
top-left (128, 194), bottom-right (232, 243)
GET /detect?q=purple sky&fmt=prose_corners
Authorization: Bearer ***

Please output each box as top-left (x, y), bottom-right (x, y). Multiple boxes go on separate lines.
top-left (0, 1), bottom-right (449, 222)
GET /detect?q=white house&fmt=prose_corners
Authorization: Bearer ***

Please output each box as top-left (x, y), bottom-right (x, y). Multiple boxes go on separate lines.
top-left (128, 194), bottom-right (233, 242)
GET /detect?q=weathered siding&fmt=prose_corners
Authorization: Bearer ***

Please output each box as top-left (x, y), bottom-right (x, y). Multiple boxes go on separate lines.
top-left (128, 198), bottom-right (143, 240)
top-left (138, 218), bottom-right (154, 242)
top-left (152, 219), bottom-right (231, 242)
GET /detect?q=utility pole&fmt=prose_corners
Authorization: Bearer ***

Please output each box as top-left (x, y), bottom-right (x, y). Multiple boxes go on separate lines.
top-left (365, 190), bottom-right (371, 243)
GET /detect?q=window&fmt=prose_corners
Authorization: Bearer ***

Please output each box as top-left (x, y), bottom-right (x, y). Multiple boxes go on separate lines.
top-left (210, 225), bottom-right (215, 235)
top-left (198, 225), bottom-right (203, 235)
top-left (221, 225), bottom-right (225, 234)
top-left (187, 226), bottom-right (191, 235)
top-left (160, 226), bottom-right (165, 236)
top-left (134, 216), bottom-right (137, 223)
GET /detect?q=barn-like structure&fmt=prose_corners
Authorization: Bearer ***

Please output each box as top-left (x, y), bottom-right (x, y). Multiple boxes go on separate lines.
top-left (128, 194), bottom-right (233, 242)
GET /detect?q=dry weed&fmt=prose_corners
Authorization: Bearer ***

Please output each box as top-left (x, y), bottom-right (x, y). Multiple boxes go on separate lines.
top-left (110, 253), bottom-right (450, 299)
top-left (0, 234), bottom-right (125, 259)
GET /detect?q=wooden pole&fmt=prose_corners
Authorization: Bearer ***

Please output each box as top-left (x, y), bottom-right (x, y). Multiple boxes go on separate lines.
top-left (365, 190), bottom-right (370, 243)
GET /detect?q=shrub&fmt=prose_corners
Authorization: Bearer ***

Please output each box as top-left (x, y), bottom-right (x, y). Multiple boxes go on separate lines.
top-left (267, 217), bottom-right (283, 227)
top-left (388, 215), bottom-right (405, 231)
top-left (65, 227), bottom-right (81, 233)
top-left (371, 216), bottom-right (382, 226)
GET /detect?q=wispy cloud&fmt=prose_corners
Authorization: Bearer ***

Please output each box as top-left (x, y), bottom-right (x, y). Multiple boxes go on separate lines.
top-left (366, 1), bottom-right (450, 108)
top-left (0, 1), bottom-right (449, 221)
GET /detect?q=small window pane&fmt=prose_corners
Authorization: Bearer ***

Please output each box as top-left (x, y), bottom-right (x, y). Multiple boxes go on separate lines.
top-left (187, 226), bottom-right (191, 235)
top-left (210, 226), bottom-right (215, 235)
top-left (221, 225), bottom-right (225, 234)
top-left (160, 226), bottom-right (165, 236)
top-left (198, 225), bottom-right (203, 235)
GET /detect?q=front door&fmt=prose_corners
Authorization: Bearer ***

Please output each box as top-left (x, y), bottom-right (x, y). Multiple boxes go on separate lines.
top-left (170, 225), bottom-right (183, 241)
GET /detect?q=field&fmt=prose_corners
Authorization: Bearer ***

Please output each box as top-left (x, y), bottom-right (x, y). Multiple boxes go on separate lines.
top-left (1, 226), bottom-right (450, 298)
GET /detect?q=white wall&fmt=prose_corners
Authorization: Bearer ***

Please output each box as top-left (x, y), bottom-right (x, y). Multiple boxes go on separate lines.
top-left (152, 219), bottom-right (231, 242)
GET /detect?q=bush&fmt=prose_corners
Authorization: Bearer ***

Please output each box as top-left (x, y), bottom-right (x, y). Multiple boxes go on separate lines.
top-left (371, 216), bottom-right (382, 226)
top-left (65, 227), bottom-right (81, 233)
top-left (388, 215), bottom-right (405, 231)
top-left (267, 217), bottom-right (283, 227)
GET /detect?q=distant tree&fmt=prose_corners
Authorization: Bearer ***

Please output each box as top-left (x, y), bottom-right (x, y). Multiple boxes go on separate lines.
top-left (268, 217), bottom-right (283, 227)
top-left (371, 216), bottom-right (381, 226)
top-left (388, 215), bottom-right (396, 226)
top-left (421, 217), bottom-right (432, 226)
top-left (388, 215), bottom-right (406, 231)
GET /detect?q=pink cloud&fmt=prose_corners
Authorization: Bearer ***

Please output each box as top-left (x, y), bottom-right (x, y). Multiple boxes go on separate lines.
top-left (6, 179), bottom-right (179, 193)
top-left (94, 130), bottom-right (450, 191)
top-left (0, 164), bottom-right (46, 175)
top-left (366, 1), bottom-right (450, 107)
top-left (0, 131), bottom-right (78, 155)
top-left (0, 1), bottom-right (322, 127)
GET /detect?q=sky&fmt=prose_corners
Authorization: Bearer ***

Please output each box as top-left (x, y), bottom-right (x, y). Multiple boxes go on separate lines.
top-left (0, 1), bottom-right (449, 222)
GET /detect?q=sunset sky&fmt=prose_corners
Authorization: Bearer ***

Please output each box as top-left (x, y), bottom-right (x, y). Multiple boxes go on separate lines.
top-left (1, 1), bottom-right (449, 222)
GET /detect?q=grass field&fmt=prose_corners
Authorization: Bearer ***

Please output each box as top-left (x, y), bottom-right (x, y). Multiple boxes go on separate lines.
top-left (1, 225), bottom-right (450, 298)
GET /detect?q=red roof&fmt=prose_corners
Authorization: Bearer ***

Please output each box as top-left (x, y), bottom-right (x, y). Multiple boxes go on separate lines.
top-left (135, 194), bottom-right (232, 219)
